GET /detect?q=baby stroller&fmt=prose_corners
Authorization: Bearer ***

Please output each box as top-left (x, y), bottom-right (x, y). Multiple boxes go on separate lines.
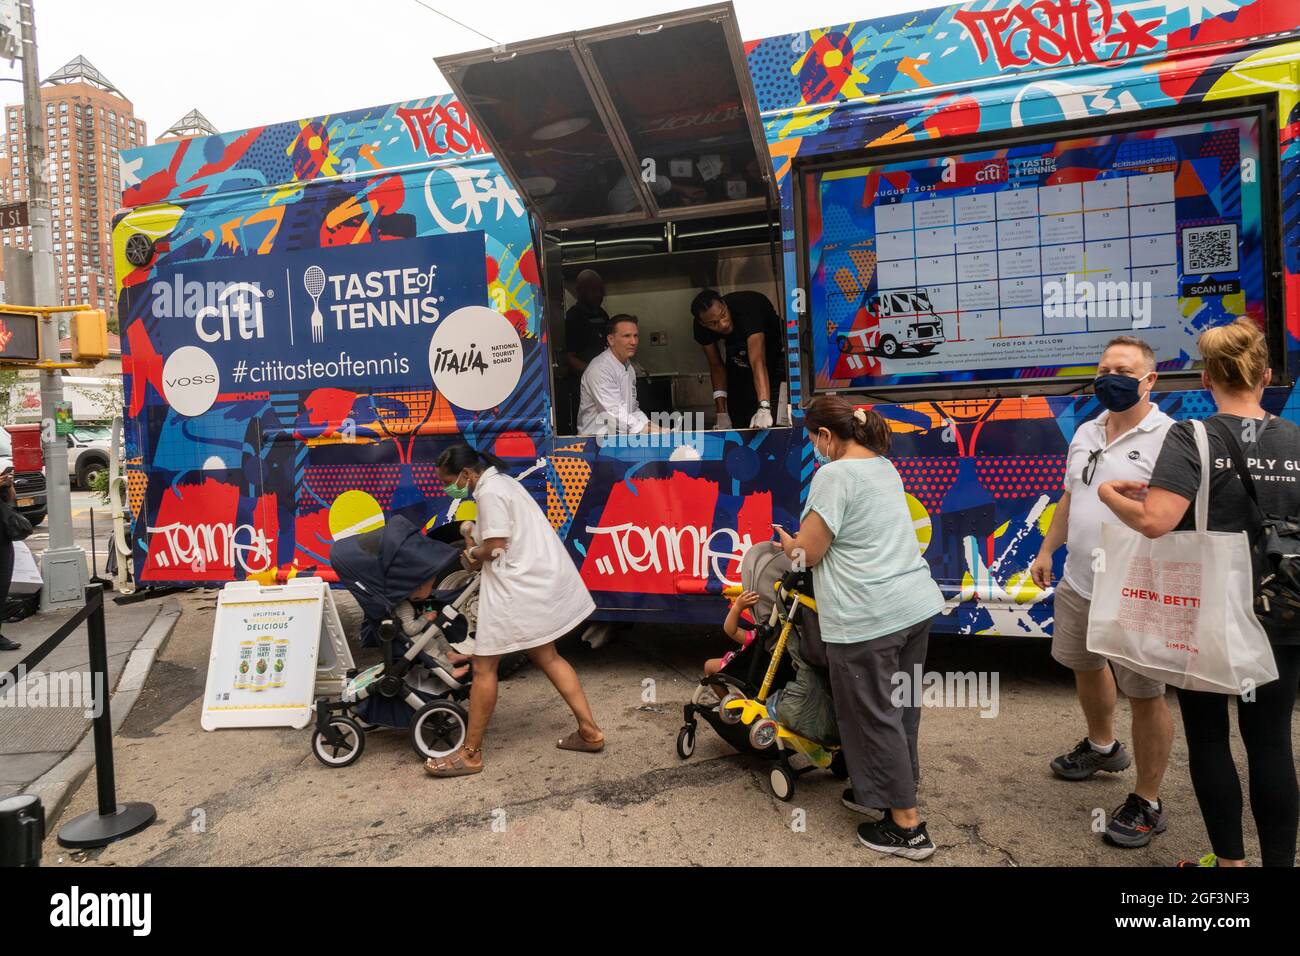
top-left (676, 543), bottom-right (845, 801)
top-left (311, 514), bottom-right (478, 768)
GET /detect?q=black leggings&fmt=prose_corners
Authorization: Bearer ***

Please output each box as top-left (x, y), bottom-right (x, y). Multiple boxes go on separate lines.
top-left (0, 537), bottom-right (12, 638)
top-left (1175, 644), bottom-right (1300, 866)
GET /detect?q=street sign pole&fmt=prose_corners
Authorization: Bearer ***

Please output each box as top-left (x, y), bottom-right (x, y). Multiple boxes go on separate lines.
top-left (19, 0), bottom-right (86, 609)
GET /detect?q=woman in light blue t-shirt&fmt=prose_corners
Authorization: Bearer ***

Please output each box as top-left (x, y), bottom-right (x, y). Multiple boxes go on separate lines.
top-left (777, 395), bottom-right (944, 861)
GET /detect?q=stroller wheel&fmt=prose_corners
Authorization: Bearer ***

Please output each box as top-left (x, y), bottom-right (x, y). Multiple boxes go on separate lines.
top-left (749, 718), bottom-right (778, 751)
top-left (410, 700), bottom-right (468, 760)
top-left (312, 716), bottom-right (365, 768)
top-left (718, 692), bottom-right (745, 725)
top-left (769, 763), bottom-right (795, 801)
top-left (675, 725), bottom-right (695, 760)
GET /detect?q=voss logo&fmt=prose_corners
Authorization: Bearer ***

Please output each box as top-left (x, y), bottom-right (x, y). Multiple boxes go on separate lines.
top-left (162, 346), bottom-right (220, 418)
top-left (150, 276), bottom-right (267, 343)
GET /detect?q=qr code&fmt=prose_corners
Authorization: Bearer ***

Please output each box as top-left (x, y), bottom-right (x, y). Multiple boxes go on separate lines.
top-left (1182, 223), bottom-right (1239, 274)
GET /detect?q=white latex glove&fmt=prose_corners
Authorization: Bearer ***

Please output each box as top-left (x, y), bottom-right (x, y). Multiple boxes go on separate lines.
top-left (749, 407), bottom-right (774, 429)
top-left (714, 411), bottom-right (733, 431)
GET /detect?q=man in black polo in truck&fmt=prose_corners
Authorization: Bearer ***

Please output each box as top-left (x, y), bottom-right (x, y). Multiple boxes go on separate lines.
top-left (562, 269), bottom-right (610, 432)
top-left (691, 288), bottom-right (786, 429)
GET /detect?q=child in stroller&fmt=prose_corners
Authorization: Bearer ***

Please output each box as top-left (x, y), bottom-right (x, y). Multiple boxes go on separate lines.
top-left (701, 589), bottom-right (759, 690)
top-left (311, 514), bottom-right (478, 768)
top-left (677, 542), bottom-right (845, 801)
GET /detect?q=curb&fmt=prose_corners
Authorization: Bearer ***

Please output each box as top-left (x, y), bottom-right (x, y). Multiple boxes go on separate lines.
top-left (26, 596), bottom-right (182, 829)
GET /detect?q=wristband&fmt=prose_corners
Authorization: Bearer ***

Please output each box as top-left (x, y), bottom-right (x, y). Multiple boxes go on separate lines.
top-left (712, 389), bottom-right (728, 400)
top-left (759, 400), bottom-right (771, 409)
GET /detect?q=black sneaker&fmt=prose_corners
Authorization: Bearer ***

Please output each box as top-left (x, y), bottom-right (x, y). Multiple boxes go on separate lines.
top-left (0, 636), bottom-right (19, 652)
top-left (1104, 792), bottom-right (1168, 848)
top-left (857, 817), bottom-right (935, 861)
top-left (1050, 738), bottom-right (1131, 781)
top-left (841, 788), bottom-right (886, 817)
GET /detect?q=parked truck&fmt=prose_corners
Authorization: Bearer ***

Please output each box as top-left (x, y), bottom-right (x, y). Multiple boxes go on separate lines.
top-left (0, 423), bottom-right (46, 526)
top-left (7, 375), bottom-right (118, 488)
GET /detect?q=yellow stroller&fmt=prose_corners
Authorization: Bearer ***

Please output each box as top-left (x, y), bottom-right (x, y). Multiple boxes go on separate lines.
top-left (677, 544), bottom-right (844, 801)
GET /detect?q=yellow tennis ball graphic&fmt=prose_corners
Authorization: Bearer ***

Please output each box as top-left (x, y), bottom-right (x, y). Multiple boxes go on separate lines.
top-left (329, 490), bottom-right (385, 541)
top-left (906, 494), bottom-right (932, 554)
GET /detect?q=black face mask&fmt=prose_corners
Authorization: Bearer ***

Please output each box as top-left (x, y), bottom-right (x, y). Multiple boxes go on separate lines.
top-left (1093, 373), bottom-right (1150, 412)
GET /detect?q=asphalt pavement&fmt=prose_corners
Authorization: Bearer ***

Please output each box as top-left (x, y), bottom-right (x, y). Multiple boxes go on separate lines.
top-left (38, 588), bottom-right (1297, 867)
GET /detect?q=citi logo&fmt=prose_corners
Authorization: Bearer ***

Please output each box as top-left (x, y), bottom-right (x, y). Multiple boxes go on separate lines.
top-left (150, 275), bottom-right (267, 343)
top-left (49, 885), bottom-right (151, 936)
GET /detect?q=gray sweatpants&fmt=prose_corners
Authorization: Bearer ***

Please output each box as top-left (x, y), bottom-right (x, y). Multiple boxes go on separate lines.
top-left (826, 616), bottom-right (934, 811)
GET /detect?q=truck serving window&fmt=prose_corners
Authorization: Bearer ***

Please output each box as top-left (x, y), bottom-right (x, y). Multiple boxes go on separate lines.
top-left (797, 100), bottom-right (1280, 395)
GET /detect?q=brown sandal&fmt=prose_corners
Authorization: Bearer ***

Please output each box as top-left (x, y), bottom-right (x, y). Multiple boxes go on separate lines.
top-left (557, 730), bottom-right (605, 753)
top-left (424, 748), bottom-right (483, 777)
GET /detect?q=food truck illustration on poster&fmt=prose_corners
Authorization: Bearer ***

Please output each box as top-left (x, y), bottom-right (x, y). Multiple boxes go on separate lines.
top-left (115, 0), bottom-right (1300, 635)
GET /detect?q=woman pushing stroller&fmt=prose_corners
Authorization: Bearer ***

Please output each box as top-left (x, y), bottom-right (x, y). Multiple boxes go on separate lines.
top-left (424, 444), bottom-right (606, 777)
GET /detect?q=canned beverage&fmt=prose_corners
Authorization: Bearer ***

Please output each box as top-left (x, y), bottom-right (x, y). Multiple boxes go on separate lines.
top-left (234, 641), bottom-right (255, 691)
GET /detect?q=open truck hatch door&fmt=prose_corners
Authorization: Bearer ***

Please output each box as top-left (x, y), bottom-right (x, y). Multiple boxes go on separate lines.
top-left (435, 2), bottom-right (776, 230)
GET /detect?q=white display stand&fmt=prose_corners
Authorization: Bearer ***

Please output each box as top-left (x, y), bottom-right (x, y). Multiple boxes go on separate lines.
top-left (201, 577), bottom-right (354, 731)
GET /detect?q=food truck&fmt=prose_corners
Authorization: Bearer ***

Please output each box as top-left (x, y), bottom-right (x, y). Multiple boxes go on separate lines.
top-left (114, 0), bottom-right (1300, 636)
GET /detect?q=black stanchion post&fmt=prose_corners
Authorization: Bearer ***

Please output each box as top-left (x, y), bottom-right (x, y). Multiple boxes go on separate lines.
top-left (56, 585), bottom-right (156, 848)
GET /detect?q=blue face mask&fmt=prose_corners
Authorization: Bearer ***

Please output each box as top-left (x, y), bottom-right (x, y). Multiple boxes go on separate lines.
top-left (812, 432), bottom-right (832, 465)
top-left (1094, 372), bottom-right (1151, 413)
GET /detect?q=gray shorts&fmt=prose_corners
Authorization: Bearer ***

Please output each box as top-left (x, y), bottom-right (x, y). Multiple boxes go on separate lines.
top-left (1051, 579), bottom-right (1165, 700)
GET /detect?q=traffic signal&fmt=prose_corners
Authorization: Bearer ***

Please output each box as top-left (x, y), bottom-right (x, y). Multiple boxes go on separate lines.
top-left (71, 309), bottom-right (109, 363)
top-left (0, 309), bottom-right (40, 363)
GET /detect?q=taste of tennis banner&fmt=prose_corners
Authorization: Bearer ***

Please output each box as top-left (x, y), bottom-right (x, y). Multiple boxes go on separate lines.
top-left (125, 231), bottom-right (488, 417)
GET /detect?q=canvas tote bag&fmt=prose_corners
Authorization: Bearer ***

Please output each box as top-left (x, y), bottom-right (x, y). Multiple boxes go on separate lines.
top-left (1086, 419), bottom-right (1278, 693)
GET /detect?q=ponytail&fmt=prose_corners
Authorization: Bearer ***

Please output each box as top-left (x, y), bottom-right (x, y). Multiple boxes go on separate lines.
top-left (1198, 317), bottom-right (1268, 393)
top-left (436, 443), bottom-right (509, 476)
top-left (805, 395), bottom-right (890, 454)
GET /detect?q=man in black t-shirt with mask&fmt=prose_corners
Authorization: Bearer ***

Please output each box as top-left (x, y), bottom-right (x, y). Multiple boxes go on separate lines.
top-left (691, 288), bottom-right (786, 429)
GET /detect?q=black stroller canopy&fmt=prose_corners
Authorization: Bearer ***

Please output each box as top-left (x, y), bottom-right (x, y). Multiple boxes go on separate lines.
top-left (329, 515), bottom-right (461, 619)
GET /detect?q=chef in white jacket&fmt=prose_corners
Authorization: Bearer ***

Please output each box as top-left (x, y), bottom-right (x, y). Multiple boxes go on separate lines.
top-left (424, 444), bottom-right (606, 777)
top-left (577, 314), bottom-right (664, 438)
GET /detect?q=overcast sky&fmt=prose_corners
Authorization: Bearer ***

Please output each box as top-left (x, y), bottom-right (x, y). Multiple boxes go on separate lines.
top-left (1, 0), bottom-right (933, 137)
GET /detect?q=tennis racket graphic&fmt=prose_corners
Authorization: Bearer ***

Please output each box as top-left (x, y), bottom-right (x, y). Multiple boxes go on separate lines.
top-left (304, 265), bottom-right (326, 343)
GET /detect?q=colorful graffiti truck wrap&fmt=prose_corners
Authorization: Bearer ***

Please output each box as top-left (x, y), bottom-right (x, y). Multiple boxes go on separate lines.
top-left (746, 0), bottom-right (1299, 637)
top-left (117, 0), bottom-right (1300, 635)
top-left (115, 98), bottom-right (543, 585)
top-left (114, 93), bottom-right (798, 619)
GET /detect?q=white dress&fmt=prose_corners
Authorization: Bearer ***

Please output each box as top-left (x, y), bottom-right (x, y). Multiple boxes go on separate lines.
top-left (470, 466), bottom-right (596, 655)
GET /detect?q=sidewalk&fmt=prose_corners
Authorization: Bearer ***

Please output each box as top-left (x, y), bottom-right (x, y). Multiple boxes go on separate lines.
top-left (0, 592), bottom-right (181, 823)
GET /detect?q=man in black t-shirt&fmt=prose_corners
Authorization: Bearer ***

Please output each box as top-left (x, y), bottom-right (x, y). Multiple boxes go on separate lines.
top-left (561, 269), bottom-right (609, 432)
top-left (564, 269), bottom-right (610, 373)
top-left (690, 288), bottom-right (786, 429)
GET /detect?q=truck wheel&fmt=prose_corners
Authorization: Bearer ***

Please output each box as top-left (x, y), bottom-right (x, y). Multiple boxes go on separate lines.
top-left (879, 336), bottom-right (899, 358)
top-left (27, 510), bottom-right (46, 527)
top-left (77, 458), bottom-right (107, 490)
